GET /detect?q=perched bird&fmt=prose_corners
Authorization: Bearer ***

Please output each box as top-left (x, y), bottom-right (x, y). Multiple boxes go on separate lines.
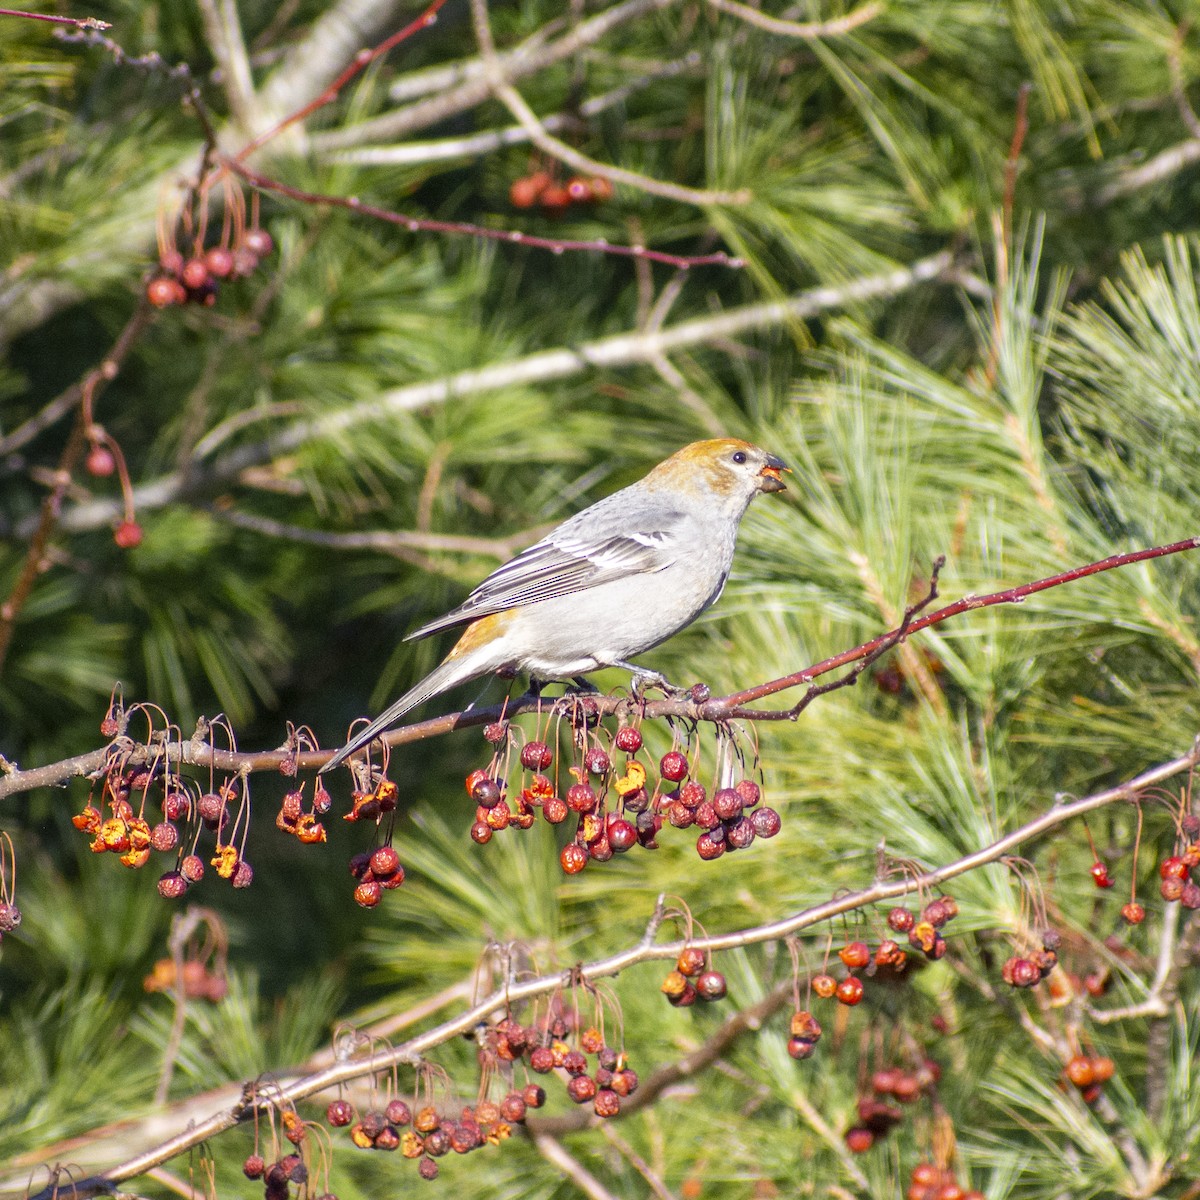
top-left (321, 438), bottom-right (787, 773)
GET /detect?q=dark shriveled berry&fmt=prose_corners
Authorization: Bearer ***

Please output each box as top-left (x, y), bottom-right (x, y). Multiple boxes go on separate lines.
top-left (749, 807), bottom-right (781, 837)
top-left (660, 751), bottom-right (688, 781)
top-left (593, 1088), bottom-right (621, 1118)
top-left (521, 741), bottom-right (553, 771)
top-left (566, 1075), bottom-right (597, 1103)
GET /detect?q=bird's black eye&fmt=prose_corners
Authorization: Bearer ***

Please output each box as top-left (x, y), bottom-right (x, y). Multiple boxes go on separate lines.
top-left (732, 450), bottom-right (747, 464)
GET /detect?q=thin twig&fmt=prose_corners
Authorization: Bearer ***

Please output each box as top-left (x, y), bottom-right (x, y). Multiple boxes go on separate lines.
top-left (470, 0), bottom-right (749, 208)
top-left (0, 8), bottom-right (110, 28)
top-left (704, 0), bottom-right (882, 40)
top-left (531, 1135), bottom-right (621, 1200)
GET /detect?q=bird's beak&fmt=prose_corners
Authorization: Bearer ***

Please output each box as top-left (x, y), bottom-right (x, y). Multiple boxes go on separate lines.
top-left (758, 453), bottom-right (789, 493)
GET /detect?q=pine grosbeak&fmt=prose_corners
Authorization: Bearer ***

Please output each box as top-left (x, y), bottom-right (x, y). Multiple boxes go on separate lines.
top-left (321, 438), bottom-right (787, 772)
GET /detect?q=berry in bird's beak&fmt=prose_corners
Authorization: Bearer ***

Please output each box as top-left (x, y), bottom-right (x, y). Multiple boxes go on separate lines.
top-left (758, 454), bottom-right (788, 493)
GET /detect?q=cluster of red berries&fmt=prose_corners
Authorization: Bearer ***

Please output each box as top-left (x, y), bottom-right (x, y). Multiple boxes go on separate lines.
top-left (906, 1163), bottom-right (983, 1200)
top-left (327, 1095), bottom-right (521, 1180)
top-left (844, 1062), bottom-right (941, 1152)
top-left (509, 170), bottom-right (614, 212)
top-left (71, 759), bottom-right (254, 896)
top-left (276, 783), bottom-right (332, 845)
top-left (466, 723), bottom-right (780, 873)
top-left (1000, 928), bottom-right (1060, 989)
top-left (1063, 1052), bottom-right (1115, 1104)
top-left (146, 227), bottom-right (274, 308)
top-left (243, 1150), bottom-right (329, 1200)
top-left (660, 945), bottom-right (726, 1006)
top-left (885, 894), bottom-right (960, 960)
top-left (349, 843), bottom-right (406, 909)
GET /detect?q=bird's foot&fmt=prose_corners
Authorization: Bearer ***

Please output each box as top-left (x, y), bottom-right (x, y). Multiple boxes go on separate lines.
top-left (617, 662), bottom-right (687, 701)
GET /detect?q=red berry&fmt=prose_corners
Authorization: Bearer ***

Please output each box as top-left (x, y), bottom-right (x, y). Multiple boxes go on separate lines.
top-left (354, 880), bottom-right (382, 908)
top-left (146, 275), bottom-right (185, 307)
top-left (887, 906), bottom-right (915, 932)
top-left (749, 806), bottom-right (781, 837)
top-left (114, 520), bottom-right (143, 548)
top-left (659, 751), bottom-right (688, 781)
top-left (560, 843), bottom-right (588, 874)
top-left (566, 1074), bottom-right (597, 1103)
top-left (157, 870), bottom-right (187, 899)
top-left (584, 747), bottom-right (611, 775)
top-left (326, 1099), bottom-right (354, 1126)
top-left (593, 1088), bottom-right (621, 1117)
top-left (589, 176), bottom-right (614, 202)
top-left (543, 795), bottom-right (568, 823)
top-left (86, 445), bottom-right (116, 476)
top-left (370, 845), bottom-right (400, 877)
top-left (180, 854), bottom-right (204, 883)
top-left (1065, 1055), bottom-right (1094, 1087)
top-left (614, 727), bottom-right (642, 752)
top-left (243, 227), bottom-right (274, 256)
top-left (523, 1084), bottom-right (546, 1107)
top-left (181, 258), bottom-right (209, 290)
top-left (1160, 855), bottom-right (1189, 880)
top-left (696, 970), bottom-right (726, 1001)
top-left (838, 941), bottom-right (870, 970)
top-left (607, 817), bottom-right (637, 851)
top-left (1091, 861), bottom-right (1115, 888)
top-left (845, 1127), bottom-right (875, 1153)
top-left (470, 820), bottom-right (492, 844)
top-left (540, 184), bottom-right (571, 210)
top-left (731, 780), bottom-right (759, 810)
top-left (836, 977), bottom-right (865, 1006)
top-left (243, 1154), bottom-right (265, 1179)
top-left (205, 247), bottom-right (235, 278)
top-left (812, 973), bottom-right (837, 999)
top-left (1120, 901), bottom-right (1145, 925)
top-left (471, 775), bottom-right (503, 808)
top-left (677, 946), bottom-right (706, 977)
top-left (150, 821), bottom-right (178, 852)
top-left (713, 788), bottom-right (743, 821)
top-left (696, 831), bottom-right (725, 860)
top-left (566, 782), bottom-right (597, 813)
top-left (521, 740), bottom-right (553, 770)
top-left (565, 176), bottom-right (593, 203)
top-left (1161, 877), bottom-right (1185, 902)
top-left (509, 172), bottom-right (549, 207)
top-left (787, 1035), bottom-right (817, 1060)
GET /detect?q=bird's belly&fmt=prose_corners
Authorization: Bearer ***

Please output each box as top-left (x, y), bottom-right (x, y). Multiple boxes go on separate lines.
top-left (500, 572), bottom-right (715, 678)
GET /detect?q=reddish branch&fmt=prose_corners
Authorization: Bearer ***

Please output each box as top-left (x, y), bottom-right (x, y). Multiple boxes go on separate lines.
top-left (21, 737), bottom-right (1200, 1199)
top-left (0, 8), bottom-right (110, 28)
top-left (223, 159), bottom-right (744, 270)
top-left (1, 538), bottom-right (1197, 795)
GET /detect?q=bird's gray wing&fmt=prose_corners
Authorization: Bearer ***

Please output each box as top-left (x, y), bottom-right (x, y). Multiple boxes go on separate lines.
top-left (404, 519), bottom-right (684, 642)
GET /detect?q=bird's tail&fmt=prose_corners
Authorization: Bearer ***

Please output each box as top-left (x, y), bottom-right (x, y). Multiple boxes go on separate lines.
top-left (319, 656), bottom-right (483, 774)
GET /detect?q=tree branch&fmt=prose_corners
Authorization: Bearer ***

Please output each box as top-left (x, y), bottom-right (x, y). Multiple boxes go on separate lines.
top-left (13, 739), bottom-right (1199, 1198)
top-left (28, 251), bottom-right (955, 540)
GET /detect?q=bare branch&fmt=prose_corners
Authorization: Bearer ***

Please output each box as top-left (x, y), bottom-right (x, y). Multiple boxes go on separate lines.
top-left (36, 251), bottom-right (955, 540)
top-left (704, 0), bottom-right (883, 40)
top-left (195, 0), bottom-right (257, 132)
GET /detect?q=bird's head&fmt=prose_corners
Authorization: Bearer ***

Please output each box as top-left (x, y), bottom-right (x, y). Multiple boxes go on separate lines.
top-left (650, 438), bottom-right (789, 507)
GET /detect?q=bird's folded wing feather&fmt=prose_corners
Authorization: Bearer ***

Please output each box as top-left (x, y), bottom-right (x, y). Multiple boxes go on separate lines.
top-left (405, 522), bottom-right (683, 642)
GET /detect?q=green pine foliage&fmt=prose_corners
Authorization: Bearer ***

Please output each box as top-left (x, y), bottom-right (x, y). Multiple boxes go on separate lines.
top-left (3, 0), bottom-right (1200, 1197)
